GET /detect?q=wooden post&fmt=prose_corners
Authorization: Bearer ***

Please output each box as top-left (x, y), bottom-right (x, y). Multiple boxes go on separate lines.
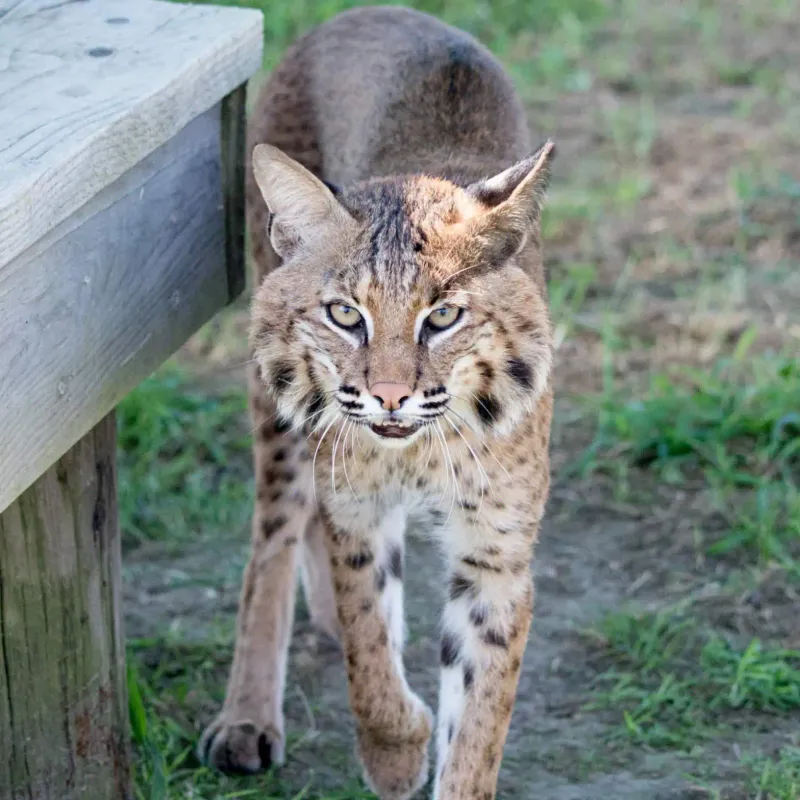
top-left (0, 414), bottom-right (130, 799)
top-left (0, 3), bottom-right (263, 795)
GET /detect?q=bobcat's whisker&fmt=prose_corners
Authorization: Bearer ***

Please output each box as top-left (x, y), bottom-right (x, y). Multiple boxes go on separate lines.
top-left (311, 415), bottom-right (338, 503)
top-left (443, 413), bottom-right (492, 512)
top-left (330, 419), bottom-right (347, 498)
top-left (435, 419), bottom-right (460, 525)
top-left (445, 394), bottom-right (513, 481)
top-left (342, 420), bottom-right (359, 500)
top-left (421, 425), bottom-right (435, 472)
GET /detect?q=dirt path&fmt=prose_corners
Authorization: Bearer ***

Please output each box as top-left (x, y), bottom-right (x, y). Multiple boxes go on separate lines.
top-left (124, 405), bottom-right (794, 799)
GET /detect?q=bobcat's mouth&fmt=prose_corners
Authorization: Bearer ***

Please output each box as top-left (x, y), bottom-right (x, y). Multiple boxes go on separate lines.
top-left (369, 421), bottom-right (421, 439)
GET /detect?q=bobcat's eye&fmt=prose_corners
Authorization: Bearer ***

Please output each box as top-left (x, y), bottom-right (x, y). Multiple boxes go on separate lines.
top-left (426, 305), bottom-right (462, 331)
top-left (327, 303), bottom-right (363, 329)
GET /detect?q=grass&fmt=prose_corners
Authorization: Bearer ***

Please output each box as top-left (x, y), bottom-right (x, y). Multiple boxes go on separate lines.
top-left (578, 351), bottom-right (799, 483)
top-left (588, 609), bottom-right (800, 749)
top-left (573, 347), bottom-right (800, 569)
top-left (744, 745), bottom-right (800, 800)
top-left (128, 637), bottom-right (377, 800)
top-left (117, 363), bottom-right (252, 546)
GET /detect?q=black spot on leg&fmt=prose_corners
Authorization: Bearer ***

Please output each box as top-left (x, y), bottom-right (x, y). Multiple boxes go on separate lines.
top-left (388, 546), bottom-right (403, 580)
top-left (449, 573), bottom-right (476, 601)
top-left (462, 556), bottom-right (502, 573)
top-left (440, 631), bottom-right (462, 667)
top-left (474, 394), bottom-right (501, 426)
top-left (463, 663), bottom-right (475, 691)
top-left (375, 567), bottom-right (388, 592)
top-left (261, 515), bottom-right (288, 539)
top-left (483, 629), bottom-right (509, 649)
top-left (507, 357), bottom-right (533, 389)
top-left (469, 605), bottom-right (488, 626)
top-left (271, 361), bottom-right (294, 393)
top-left (448, 722), bottom-right (455, 743)
top-left (344, 550), bottom-right (374, 570)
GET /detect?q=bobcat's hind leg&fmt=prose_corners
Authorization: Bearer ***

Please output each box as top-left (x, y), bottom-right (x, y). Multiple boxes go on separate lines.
top-left (300, 512), bottom-right (341, 643)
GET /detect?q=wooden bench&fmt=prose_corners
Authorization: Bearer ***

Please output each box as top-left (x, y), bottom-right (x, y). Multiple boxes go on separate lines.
top-left (0, 1), bottom-right (262, 795)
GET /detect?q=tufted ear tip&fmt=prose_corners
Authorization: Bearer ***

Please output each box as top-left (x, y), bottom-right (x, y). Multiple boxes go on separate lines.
top-left (451, 141), bottom-right (556, 268)
top-left (466, 140), bottom-right (555, 210)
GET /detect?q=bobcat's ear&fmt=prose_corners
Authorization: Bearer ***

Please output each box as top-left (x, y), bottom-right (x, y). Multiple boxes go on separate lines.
top-left (252, 144), bottom-right (353, 259)
top-left (463, 140), bottom-right (555, 264)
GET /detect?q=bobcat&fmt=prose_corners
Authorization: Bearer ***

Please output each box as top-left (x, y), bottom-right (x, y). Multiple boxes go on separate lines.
top-left (200, 7), bottom-right (554, 799)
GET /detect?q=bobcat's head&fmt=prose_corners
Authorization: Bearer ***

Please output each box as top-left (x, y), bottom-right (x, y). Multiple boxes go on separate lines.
top-left (250, 143), bottom-right (554, 449)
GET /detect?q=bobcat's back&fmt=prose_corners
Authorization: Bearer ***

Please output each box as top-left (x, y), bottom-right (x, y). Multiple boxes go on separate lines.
top-left (248, 6), bottom-right (530, 186)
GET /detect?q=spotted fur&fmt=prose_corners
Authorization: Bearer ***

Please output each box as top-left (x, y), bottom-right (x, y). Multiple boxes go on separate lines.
top-left (201, 8), bottom-right (554, 799)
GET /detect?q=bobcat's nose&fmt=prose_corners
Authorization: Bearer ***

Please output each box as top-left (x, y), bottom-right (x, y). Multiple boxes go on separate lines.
top-left (370, 382), bottom-right (412, 412)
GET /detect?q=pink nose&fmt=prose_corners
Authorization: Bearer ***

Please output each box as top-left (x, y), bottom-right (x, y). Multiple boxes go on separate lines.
top-left (370, 382), bottom-right (412, 412)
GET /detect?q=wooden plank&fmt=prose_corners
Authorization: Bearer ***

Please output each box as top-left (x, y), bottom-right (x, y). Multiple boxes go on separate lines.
top-left (0, 106), bottom-right (229, 512)
top-left (0, 413), bottom-right (129, 799)
top-left (0, 0), bottom-right (262, 269)
top-left (221, 83), bottom-right (248, 302)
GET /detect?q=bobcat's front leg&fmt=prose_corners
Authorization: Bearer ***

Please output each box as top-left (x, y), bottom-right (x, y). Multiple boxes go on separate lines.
top-left (322, 504), bottom-right (432, 800)
top-left (433, 530), bottom-right (536, 800)
top-left (199, 367), bottom-right (312, 774)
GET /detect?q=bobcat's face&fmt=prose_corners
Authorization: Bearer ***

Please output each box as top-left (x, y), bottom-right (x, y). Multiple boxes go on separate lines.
top-left (250, 145), bottom-right (554, 448)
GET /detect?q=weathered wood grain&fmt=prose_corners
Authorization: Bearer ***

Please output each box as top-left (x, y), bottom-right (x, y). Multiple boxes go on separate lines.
top-left (0, 413), bottom-right (129, 799)
top-left (0, 106), bottom-right (230, 512)
top-left (0, 0), bottom-right (263, 269)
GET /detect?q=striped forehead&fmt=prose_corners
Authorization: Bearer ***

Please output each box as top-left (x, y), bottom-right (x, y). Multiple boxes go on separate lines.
top-left (341, 175), bottom-right (473, 290)
top-left (339, 179), bottom-right (423, 292)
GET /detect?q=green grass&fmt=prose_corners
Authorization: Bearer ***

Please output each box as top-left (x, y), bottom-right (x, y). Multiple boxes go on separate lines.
top-left (128, 637), bottom-right (376, 800)
top-left (578, 351), bottom-right (799, 482)
top-left (117, 363), bottom-right (253, 546)
top-left (744, 745), bottom-right (800, 800)
top-left (574, 348), bottom-right (800, 569)
top-left (588, 609), bottom-right (800, 749)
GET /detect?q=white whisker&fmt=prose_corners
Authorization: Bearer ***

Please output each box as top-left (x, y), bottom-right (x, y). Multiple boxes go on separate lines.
top-left (435, 419), bottom-right (460, 524)
top-left (421, 425), bottom-right (435, 473)
top-left (330, 420), bottom-right (346, 498)
top-left (444, 413), bottom-right (492, 514)
top-left (446, 394), bottom-right (513, 481)
top-left (311, 415), bottom-right (337, 503)
top-left (341, 420), bottom-right (358, 500)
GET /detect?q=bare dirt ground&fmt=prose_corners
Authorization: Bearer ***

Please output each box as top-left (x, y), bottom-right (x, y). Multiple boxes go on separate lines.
top-left (123, 1), bottom-right (799, 797)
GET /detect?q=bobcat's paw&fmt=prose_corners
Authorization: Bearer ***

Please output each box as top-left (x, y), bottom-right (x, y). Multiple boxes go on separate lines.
top-left (199, 716), bottom-right (284, 774)
top-left (356, 700), bottom-right (433, 800)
